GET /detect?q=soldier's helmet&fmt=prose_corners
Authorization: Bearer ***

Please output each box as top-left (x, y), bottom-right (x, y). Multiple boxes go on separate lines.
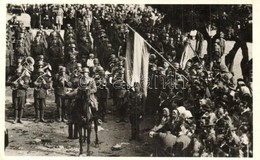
top-left (76, 63), bottom-right (82, 68)
top-left (37, 55), bottom-right (44, 60)
top-left (59, 66), bottom-right (66, 72)
top-left (82, 67), bottom-right (90, 73)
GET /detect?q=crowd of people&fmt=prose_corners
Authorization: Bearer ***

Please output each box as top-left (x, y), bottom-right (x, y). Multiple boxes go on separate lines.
top-left (6, 4), bottom-right (252, 157)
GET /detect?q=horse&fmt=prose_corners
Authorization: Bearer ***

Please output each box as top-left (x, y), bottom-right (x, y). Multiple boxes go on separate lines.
top-left (70, 89), bottom-right (99, 156)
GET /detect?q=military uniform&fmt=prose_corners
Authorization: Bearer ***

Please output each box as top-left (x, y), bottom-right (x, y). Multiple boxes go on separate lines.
top-left (8, 69), bottom-right (30, 123)
top-left (48, 40), bottom-right (64, 73)
top-left (128, 83), bottom-right (145, 141)
top-left (53, 67), bottom-right (71, 122)
top-left (31, 68), bottom-right (51, 122)
top-left (96, 71), bottom-right (109, 122)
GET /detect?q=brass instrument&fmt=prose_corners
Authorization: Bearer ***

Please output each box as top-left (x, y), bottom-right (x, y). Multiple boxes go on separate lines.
top-left (10, 70), bottom-right (27, 90)
top-left (22, 56), bottom-right (35, 73)
top-left (35, 71), bottom-right (52, 82)
top-left (42, 63), bottom-right (52, 71)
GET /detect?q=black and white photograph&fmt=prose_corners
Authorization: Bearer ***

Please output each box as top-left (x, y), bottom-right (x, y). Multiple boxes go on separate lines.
top-left (4, 2), bottom-right (255, 157)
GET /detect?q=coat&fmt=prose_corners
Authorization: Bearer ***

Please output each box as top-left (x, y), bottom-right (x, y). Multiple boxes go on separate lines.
top-left (9, 75), bottom-right (30, 98)
top-left (32, 75), bottom-right (50, 99)
top-left (53, 73), bottom-right (71, 96)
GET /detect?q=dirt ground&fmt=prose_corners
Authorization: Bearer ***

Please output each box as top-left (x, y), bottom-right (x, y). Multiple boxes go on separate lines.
top-left (4, 41), bottom-right (252, 157)
top-left (5, 87), bottom-right (157, 157)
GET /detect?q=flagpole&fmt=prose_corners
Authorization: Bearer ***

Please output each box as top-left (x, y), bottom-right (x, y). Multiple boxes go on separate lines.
top-left (188, 43), bottom-right (208, 72)
top-left (126, 24), bottom-right (188, 81)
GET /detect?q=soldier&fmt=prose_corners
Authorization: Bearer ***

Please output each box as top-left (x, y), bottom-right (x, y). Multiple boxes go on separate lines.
top-left (96, 70), bottom-right (109, 122)
top-left (66, 55), bottom-right (78, 76)
top-left (114, 69), bottom-right (128, 123)
top-left (48, 38), bottom-right (64, 73)
top-left (31, 36), bottom-right (46, 59)
top-left (77, 67), bottom-right (98, 120)
top-left (128, 82), bottom-right (145, 141)
top-left (53, 67), bottom-right (71, 122)
top-left (31, 68), bottom-right (51, 123)
top-left (8, 67), bottom-right (30, 124)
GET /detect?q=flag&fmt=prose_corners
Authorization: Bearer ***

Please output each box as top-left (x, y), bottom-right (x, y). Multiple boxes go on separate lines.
top-left (180, 41), bottom-right (196, 70)
top-left (125, 28), bottom-right (150, 96)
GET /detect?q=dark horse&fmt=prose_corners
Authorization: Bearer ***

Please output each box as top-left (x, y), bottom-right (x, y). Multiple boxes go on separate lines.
top-left (71, 89), bottom-right (99, 156)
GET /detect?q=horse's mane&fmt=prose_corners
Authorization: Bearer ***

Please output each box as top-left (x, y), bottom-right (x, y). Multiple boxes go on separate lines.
top-left (74, 90), bottom-right (93, 122)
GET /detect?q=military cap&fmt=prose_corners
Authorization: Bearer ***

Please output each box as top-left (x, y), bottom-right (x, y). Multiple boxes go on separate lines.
top-left (37, 55), bottom-right (44, 60)
top-left (157, 67), bottom-right (164, 71)
top-left (96, 66), bottom-right (104, 71)
top-left (82, 67), bottom-right (90, 73)
top-left (110, 54), bottom-right (116, 59)
top-left (76, 63), bottom-right (82, 67)
top-left (17, 58), bottom-right (23, 63)
top-left (89, 53), bottom-right (94, 58)
top-left (59, 66), bottom-right (66, 72)
top-left (150, 54), bottom-right (156, 59)
top-left (70, 43), bottom-right (76, 48)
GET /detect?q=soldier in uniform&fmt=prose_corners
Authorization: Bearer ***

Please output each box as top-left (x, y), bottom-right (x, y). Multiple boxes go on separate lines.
top-left (77, 67), bottom-right (98, 121)
top-left (53, 67), bottom-right (71, 122)
top-left (31, 36), bottom-right (46, 59)
top-left (66, 55), bottom-right (78, 76)
top-left (31, 68), bottom-right (51, 122)
top-left (128, 82), bottom-right (145, 141)
top-left (48, 38), bottom-right (64, 74)
top-left (8, 67), bottom-right (30, 123)
top-left (96, 70), bottom-right (109, 122)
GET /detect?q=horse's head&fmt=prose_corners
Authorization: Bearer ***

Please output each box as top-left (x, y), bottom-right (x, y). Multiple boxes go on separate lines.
top-left (78, 88), bottom-right (91, 101)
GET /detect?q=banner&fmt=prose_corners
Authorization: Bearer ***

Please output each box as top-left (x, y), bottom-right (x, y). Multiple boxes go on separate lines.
top-left (125, 29), bottom-right (150, 96)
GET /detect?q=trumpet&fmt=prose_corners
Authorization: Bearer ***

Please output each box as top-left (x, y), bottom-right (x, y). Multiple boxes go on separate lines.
top-left (10, 70), bottom-right (27, 90)
top-left (42, 63), bottom-right (52, 71)
top-left (35, 71), bottom-right (52, 84)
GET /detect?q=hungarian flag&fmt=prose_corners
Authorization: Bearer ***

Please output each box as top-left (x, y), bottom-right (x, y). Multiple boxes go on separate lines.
top-left (125, 28), bottom-right (150, 96)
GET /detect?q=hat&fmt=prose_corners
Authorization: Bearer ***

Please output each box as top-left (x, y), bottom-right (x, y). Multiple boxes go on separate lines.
top-left (17, 58), bottom-right (23, 63)
top-left (82, 67), bottom-right (89, 73)
top-left (163, 108), bottom-right (170, 116)
top-left (59, 66), bottom-right (66, 72)
top-left (37, 55), bottom-right (44, 60)
top-left (177, 106), bottom-right (186, 115)
top-left (96, 66), bottom-right (104, 71)
top-left (157, 67), bottom-right (164, 71)
top-left (70, 44), bottom-right (76, 48)
top-left (76, 63), bottom-right (82, 67)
